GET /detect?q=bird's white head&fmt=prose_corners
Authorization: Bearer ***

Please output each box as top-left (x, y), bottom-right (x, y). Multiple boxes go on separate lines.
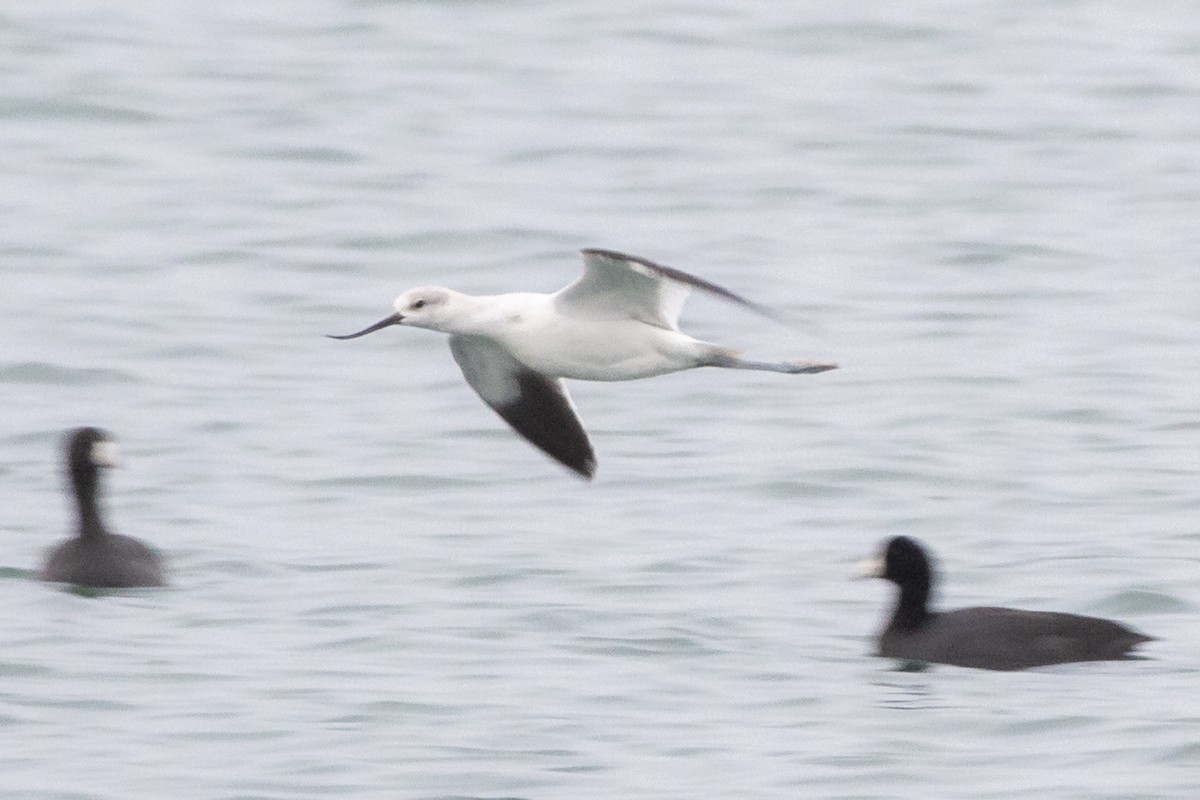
top-left (328, 286), bottom-right (465, 341)
top-left (391, 287), bottom-right (459, 332)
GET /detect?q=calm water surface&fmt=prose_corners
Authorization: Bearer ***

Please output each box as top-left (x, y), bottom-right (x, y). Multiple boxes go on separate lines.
top-left (2, 1), bottom-right (1198, 798)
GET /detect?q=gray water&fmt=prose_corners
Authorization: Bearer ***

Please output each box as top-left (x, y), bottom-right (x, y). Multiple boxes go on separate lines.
top-left (3, 1), bottom-right (1198, 798)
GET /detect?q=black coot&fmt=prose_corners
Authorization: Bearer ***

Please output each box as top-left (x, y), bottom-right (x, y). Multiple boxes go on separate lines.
top-left (40, 427), bottom-right (166, 589)
top-left (859, 536), bottom-right (1151, 670)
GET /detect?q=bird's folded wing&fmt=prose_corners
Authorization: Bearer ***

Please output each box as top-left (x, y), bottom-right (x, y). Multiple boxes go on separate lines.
top-left (449, 335), bottom-right (597, 479)
top-left (555, 248), bottom-right (781, 330)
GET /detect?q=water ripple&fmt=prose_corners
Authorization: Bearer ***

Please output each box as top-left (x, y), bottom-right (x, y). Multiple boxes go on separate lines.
top-left (0, 362), bottom-right (137, 385)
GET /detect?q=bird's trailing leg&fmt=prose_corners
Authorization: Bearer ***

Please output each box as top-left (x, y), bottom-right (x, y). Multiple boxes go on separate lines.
top-left (704, 349), bottom-right (837, 375)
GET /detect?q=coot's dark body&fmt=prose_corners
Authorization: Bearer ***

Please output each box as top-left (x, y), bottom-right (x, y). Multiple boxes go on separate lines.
top-left (40, 427), bottom-right (166, 589)
top-left (863, 536), bottom-right (1151, 671)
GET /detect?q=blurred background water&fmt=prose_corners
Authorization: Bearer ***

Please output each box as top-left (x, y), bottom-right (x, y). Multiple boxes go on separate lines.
top-left (2, 1), bottom-right (1198, 798)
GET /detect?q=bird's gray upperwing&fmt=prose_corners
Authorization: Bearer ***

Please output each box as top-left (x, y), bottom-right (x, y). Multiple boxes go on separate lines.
top-left (448, 335), bottom-right (597, 480)
top-left (554, 248), bottom-right (784, 330)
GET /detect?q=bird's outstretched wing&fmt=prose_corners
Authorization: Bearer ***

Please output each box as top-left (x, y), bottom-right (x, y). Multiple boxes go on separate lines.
top-left (449, 335), bottom-right (597, 479)
top-left (554, 248), bottom-right (782, 331)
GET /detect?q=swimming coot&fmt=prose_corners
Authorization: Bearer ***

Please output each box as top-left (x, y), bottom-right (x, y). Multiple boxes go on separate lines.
top-left (40, 427), bottom-right (166, 589)
top-left (858, 536), bottom-right (1151, 671)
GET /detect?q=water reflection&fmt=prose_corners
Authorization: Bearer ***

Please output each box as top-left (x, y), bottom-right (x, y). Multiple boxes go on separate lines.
top-left (869, 665), bottom-right (947, 711)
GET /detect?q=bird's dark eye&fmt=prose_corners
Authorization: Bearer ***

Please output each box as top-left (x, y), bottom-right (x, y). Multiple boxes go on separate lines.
top-left (413, 300), bottom-right (426, 310)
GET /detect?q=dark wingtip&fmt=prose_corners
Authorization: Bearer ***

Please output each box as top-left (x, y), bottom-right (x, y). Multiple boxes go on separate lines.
top-left (572, 458), bottom-right (598, 481)
top-left (554, 448), bottom-right (597, 481)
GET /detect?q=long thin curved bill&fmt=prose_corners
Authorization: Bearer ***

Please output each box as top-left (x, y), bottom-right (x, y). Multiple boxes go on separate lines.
top-left (326, 312), bottom-right (404, 340)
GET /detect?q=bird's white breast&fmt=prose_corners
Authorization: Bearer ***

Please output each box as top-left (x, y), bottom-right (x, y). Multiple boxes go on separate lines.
top-left (504, 316), bottom-right (701, 381)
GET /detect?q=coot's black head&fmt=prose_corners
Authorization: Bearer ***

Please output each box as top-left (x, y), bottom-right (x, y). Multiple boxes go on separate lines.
top-left (67, 427), bottom-right (118, 475)
top-left (881, 536), bottom-right (932, 586)
top-left (860, 535), bottom-right (936, 629)
top-left (65, 427), bottom-right (119, 536)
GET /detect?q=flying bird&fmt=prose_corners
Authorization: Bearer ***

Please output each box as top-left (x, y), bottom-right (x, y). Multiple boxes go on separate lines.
top-left (329, 248), bottom-right (835, 478)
